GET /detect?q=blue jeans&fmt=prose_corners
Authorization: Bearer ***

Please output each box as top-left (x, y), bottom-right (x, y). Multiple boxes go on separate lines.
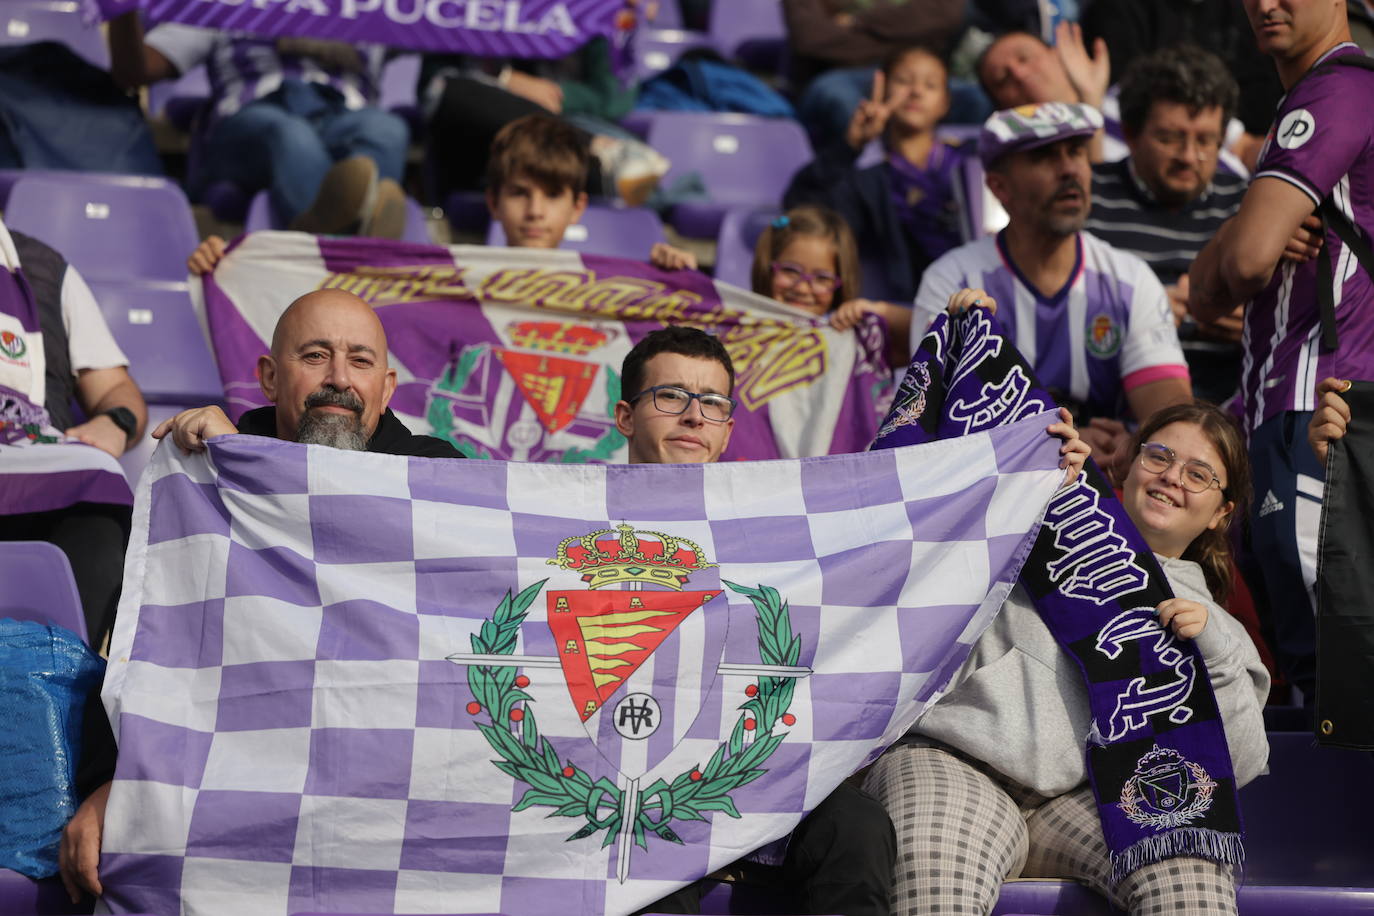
top-left (194, 84), bottom-right (408, 225)
top-left (796, 66), bottom-right (994, 148)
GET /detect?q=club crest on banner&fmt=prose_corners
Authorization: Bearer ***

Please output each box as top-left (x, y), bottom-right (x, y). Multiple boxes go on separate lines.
top-left (1119, 745), bottom-right (1216, 828)
top-left (446, 523), bottom-right (811, 881)
top-left (425, 319), bottom-right (625, 462)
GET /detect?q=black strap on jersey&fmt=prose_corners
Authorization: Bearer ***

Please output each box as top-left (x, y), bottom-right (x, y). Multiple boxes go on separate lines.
top-left (1305, 52), bottom-right (1374, 351)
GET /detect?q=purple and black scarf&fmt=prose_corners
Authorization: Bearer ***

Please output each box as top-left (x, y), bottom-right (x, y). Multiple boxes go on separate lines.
top-left (873, 309), bottom-right (1243, 885)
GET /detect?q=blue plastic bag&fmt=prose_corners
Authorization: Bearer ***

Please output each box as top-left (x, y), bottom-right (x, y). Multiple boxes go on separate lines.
top-left (0, 619), bottom-right (105, 878)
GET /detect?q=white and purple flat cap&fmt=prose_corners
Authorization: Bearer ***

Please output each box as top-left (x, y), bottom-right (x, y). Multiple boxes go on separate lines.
top-left (977, 102), bottom-right (1104, 168)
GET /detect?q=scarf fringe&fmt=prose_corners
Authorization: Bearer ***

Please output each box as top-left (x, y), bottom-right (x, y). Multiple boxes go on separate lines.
top-left (1110, 828), bottom-right (1245, 888)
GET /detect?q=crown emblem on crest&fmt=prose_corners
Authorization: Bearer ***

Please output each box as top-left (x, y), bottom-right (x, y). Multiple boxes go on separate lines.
top-left (547, 522), bottom-right (715, 589)
top-left (507, 320), bottom-right (609, 356)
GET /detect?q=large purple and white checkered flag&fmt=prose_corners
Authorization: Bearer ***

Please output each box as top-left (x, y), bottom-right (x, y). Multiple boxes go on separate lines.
top-left (101, 420), bottom-right (1063, 915)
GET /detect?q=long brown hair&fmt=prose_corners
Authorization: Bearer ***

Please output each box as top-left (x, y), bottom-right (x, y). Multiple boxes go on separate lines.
top-left (1131, 401), bottom-right (1252, 603)
top-left (750, 205), bottom-right (862, 307)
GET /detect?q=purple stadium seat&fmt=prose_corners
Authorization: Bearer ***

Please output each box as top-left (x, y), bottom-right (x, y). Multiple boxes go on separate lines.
top-left (0, 541), bottom-right (86, 644)
top-left (378, 53), bottom-right (423, 133)
top-left (645, 113), bottom-right (813, 238)
top-left (485, 204), bottom-right (667, 258)
top-left (632, 27), bottom-right (712, 82)
top-left (714, 206), bottom-right (779, 289)
top-left (644, 0), bottom-right (684, 28)
top-left (1240, 731), bottom-right (1374, 886)
top-left (707, 0), bottom-right (786, 70)
top-left (4, 173), bottom-right (199, 283)
top-left (0, 868), bottom-right (91, 916)
top-left (245, 190), bottom-right (433, 244)
top-left (993, 881), bottom-right (1374, 915)
top-left (86, 280), bottom-right (222, 405)
top-left (0, 0), bottom-right (108, 69)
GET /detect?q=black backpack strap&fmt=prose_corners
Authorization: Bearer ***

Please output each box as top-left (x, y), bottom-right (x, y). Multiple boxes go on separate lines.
top-left (1315, 199), bottom-right (1374, 352)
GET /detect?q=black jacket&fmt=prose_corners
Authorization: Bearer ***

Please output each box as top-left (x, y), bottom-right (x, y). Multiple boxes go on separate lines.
top-left (236, 406), bottom-right (463, 459)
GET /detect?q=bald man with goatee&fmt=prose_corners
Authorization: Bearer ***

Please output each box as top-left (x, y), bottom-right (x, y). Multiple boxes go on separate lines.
top-left (155, 288), bottom-right (459, 457)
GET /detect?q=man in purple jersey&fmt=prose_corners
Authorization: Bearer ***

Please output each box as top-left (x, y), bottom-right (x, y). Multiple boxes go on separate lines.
top-left (1189, 0), bottom-right (1374, 703)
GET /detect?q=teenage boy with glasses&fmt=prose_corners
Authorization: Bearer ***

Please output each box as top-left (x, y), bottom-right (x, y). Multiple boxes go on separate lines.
top-left (614, 326), bottom-right (897, 915)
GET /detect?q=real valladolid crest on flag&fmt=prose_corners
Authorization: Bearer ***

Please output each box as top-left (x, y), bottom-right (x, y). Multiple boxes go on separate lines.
top-left (873, 308), bottom-right (1244, 884)
top-left (98, 359), bottom-right (1067, 910)
top-left (195, 232), bottom-right (892, 463)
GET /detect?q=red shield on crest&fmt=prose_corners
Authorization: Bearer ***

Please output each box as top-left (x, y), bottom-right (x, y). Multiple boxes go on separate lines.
top-left (547, 589), bottom-right (721, 720)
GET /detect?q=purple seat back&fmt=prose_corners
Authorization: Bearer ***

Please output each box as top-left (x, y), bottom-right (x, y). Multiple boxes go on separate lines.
top-left (1240, 731), bottom-right (1374, 886)
top-left (632, 28), bottom-right (711, 81)
top-left (707, 0), bottom-right (785, 69)
top-left (714, 206), bottom-right (778, 289)
top-left (378, 53), bottom-right (421, 111)
top-left (0, 1), bottom-right (108, 69)
top-left (86, 281), bottom-right (222, 405)
top-left (486, 205), bottom-right (666, 258)
top-left (644, 0), bottom-right (683, 28)
top-left (0, 868), bottom-right (92, 915)
top-left (648, 113), bottom-right (812, 210)
top-left (246, 191), bottom-right (433, 244)
top-left (5, 173), bottom-right (199, 283)
top-left (993, 880), bottom-right (1374, 915)
top-left (0, 541), bottom-right (86, 645)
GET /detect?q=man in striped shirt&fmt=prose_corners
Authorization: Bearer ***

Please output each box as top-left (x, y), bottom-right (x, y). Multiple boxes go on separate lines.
top-left (1085, 46), bottom-right (1248, 404)
top-left (1190, 0), bottom-right (1374, 704)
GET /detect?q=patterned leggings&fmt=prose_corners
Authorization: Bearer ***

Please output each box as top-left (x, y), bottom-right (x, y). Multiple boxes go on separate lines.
top-left (864, 745), bottom-right (1237, 916)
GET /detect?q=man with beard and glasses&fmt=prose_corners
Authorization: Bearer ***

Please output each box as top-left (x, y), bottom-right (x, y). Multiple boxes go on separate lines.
top-left (910, 103), bottom-right (1191, 482)
top-left (153, 287), bottom-right (459, 458)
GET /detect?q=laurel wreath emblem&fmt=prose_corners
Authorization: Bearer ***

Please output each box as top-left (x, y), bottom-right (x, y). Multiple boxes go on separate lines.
top-left (465, 578), bottom-right (800, 850)
top-left (1118, 759), bottom-right (1216, 828)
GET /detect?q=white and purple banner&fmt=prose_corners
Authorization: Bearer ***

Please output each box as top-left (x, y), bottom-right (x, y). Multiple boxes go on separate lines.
top-left (199, 232), bottom-right (893, 462)
top-left (100, 413), bottom-right (1063, 915)
top-left (90, 0), bottom-right (633, 59)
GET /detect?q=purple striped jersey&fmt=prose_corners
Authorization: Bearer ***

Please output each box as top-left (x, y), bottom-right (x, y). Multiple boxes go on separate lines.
top-left (1243, 43), bottom-right (1374, 432)
top-left (912, 231), bottom-right (1188, 419)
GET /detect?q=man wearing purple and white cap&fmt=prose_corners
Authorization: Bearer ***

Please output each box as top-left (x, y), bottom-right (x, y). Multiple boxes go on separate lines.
top-left (911, 102), bottom-right (1192, 477)
top-left (1188, 0), bottom-right (1374, 705)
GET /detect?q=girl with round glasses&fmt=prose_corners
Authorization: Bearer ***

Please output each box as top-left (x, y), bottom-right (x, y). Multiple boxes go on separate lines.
top-left (866, 400), bottom-right (1269, 916)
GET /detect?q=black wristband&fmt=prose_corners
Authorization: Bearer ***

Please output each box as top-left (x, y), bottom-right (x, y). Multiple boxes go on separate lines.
top-left (100, 406), bottom-right (138, 442)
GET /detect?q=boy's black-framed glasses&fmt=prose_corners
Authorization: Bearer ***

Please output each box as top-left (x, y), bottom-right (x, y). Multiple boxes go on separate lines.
top-left (627, 385), bottom-right (737, 422)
